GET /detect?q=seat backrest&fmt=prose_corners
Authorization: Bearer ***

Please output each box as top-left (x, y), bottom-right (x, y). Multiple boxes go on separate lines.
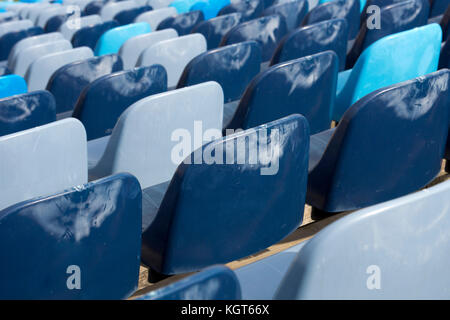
top-left (0, 74), bottom-right (27, 99)
top-left (72, 20), bottom-right (119, 50)
top-left (114, 5), bottom-right (152, 25)
top-left (14, 40), bottom-right (73, 77)
top-left (138, 33), bottom-right (207, 87)
top-left (59, 14), bottom-right (102, 41)
top-left (149, 0), bottom-right (174, 9)
top-left (218, 0), bottom-right (264, 20)
top-left (100, 0), bottom-right (139, 20)
top-left (73, 65), bottom-right (167, 140)
top-left (0, 12), bottom-right (17, 23)
top-left (430, 0), bottom-right (448, 17)
top-left (360, 0), bottom-right (412, 22)
top-left (347, 0), bottom-right (429, 69)
top-left (309, 69), bottom-right (450, 212)
top-left (262, 0), bottom-right (308, 31)
top-left (139, 266), bottom-right (241, 300)
top-left (47, 54), bottom-right (123, 114)
top-left (94, 22), bottom-right (151, 56)
top-left (26, 47), bottom-right (94, 91)
top-left (157, 10), bottom-right (204, 35)
top-left (439, 37), bottom-right (450, 69)
top-left (191, 12), bottom-right (242, 49)
top-left (0, 26), bottom-right (43, 61)
top-left (190, 0), bottom-right (230, 20)
top-left (169, 0), bottom-right (202, 13)
top-left (228, 51), bottom-right (337, 134)
top-left (0, 118), bottom-right (87, 211)
top-left (0, 173), bottom-right (141, 300)
top-left (441, 5), bottom-right (450, 41)
top-left (141, 114), bottom-right (310, 274)
top-left (37, 5), bottom-right (70, 28)
top-left (0, 19), bottom-right (33, 39)
top-left (276, 178), bottom-right (450, 299)
top-left (28, 3), bottom-right (54, 24)
top-left (333, 24), bottom-right (442, 121)
top-left (119, 28), bottom-right (178, 69)
top-left (221, 14), bottom-right (288, 62)
top-left (44, 14), bottom-right (70, 33)
top-left (0, 90), bottom-right (56, 137)
top-left (270, 18), bottom-right (347, 70)
top-left (84, 0), bottom-right (105, 15)
top-left (135, 7), bottom-right (177, 30)
top-left (177, 41), bottom-right (261, 103)
top-left (91, 81), bottom-right (223, 189)
top-left (303, 0), bottom-right (360, 40)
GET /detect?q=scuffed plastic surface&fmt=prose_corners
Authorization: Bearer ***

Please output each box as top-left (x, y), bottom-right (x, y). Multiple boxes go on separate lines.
top-left (262, 0), bottom-right (308, 31)
top-left (157, 10), bottom-right (204, 35)
top-left (218, 0), bottom-right (264, 20)
top-left (192, 12), bottom-right (242, 49)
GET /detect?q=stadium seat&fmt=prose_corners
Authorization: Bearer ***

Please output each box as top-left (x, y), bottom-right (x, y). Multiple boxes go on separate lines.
top-left (430, 0), bottom-right (448, 17)
top-left (270, 18), bottom-right (348, 70)
top-left (59, 14), bottom-right (102, 41)
top-left (94, 22), bottom-right (151, 56)
top-left (73, 65), bottom-right (167, 141)
top-left (84, 0), bottom-right (105, 16)
top-left (440, 5), bottom-right (450, 41)
top-left (0, 26), bottom-right (43, 61)
top-left (114, 5), bottom-right (152, 25)
top-left (137, 33), bottom-right (207, 88)
top-left (169, 0), bottom-right (203, 14)
top-left (218, 0), bottom-right (264, 20)
top-left (221, 14), bottom-right (288, 62)
top-left (0, 118), bottom-right (87, 211)
top-left (100, 0), bottom-right (139, 20)
top-left (135, 7), bottom-right (177, 30)
top-left (140, 114), bottom-right (309, 275)
top-left (149, 0), bottom-right (174, 9)
top-left (72, 20), bottom-right (119, 50)
top-left (44, 14), bottom-right (70, 33)
top-left (47, 54), bottom-right (123, 115)
top-left (28, 4), bottom-right (54, 24)
top-left (119, 28), bottom-right (178, 69)
top-left (138, 266), bottom-right (241, 300)
top-left (157, 10), bottom-right (204, 35)
top-left (190, 0), bottom-right (230, 20)
top-left (0, 75), bottom-right (27, 99)
top-left (346, 0), bottom-right (429, 69)
top-left (0, 20), bottom-right (33, 41)
top-left (308, 69), bottom-right (449, 212)
top-left (0, 173), bottom-right (142, 300)
top-left (26, 47), bottom-right (94, 91)
top-left (36, 5), bottom-right (70, 28)
top-left (192, 13), bottom-right (242, 49)
top-left (441, 39), bottom-right (450, 68)
top-left (88, 81), bottom-right (223, 189)
top-left (261, 0), bottom-right (308, 31)
top-left (333, 24), bottom-right (441, 121)
top-left (226, 51), bottom-right (338, 134)
top-left (0, 11), bottom-right (17, 23)
top-left (0, 91), bottom-right (56, 137)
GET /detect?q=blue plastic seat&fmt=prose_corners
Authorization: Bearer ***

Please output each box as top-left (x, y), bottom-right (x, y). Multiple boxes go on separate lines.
top-left (72, 20), bottom-right (119, 51)
top-left (440, 38), bottom-right (450, 68)
top-left (94, 22), bottom-right (151, 56)
top-left (47, 55), bottom-right (123, 115)
top-left (83, 0), bottom-right (105, 15)
top-left (0, 26), bottom-right (43, 61)
top-left (440, 5), bottom-right (450, 41)
top-left (169, 0), bottom-right (203, 13)
top-left (333, 24), bottom-right (441, 121)
top-left (60, 14), bottom-right (103, 41)
top-left (270, 18), bottom-right (348, 70)
top-left (0, 75), bottom-right (27, 99)
top-left (308, 69), bottom-right (449, 213)
top-left (227, 51), bottom-right (338, 134)
top-left (0, 11), bottom-right (17, 23)
top-left (221, 14), bottom-right (288, 62)
top-left (141, 114), bottom-right (309, 275)
top-left (346, 0), bottom-right (429, 69)
top-left (138, 266), bottom-right (242, 300)
top-left (73, 65), bottom-right (167, 141)
top-left (114, 5), bottom-right (153, 25)
top-left (0, 173), bottom-right (142, 300)
top-left (44, 14), bottom-right (70, 33)
top-left (192, 12), bottom-right (242, 49)
top-left (157, 10), bottom-right (204, 35)
top-left (0, 91), bottom-right (56, 137)
top-left (302, 0), bottom-right (360, 40)
top-left (190, 0), bottom-right (230, 20)
top-left (262, 0), bottom-right (308, 31)
top-left (134, 7), bottom-right (178, 30)
top-left (360, 0), bottom-right (423, 23)
top-left (177, 41), bottom-right (262, 103)
top-left (100, 0), bottom-right (140, 20)
top-left (430, 0), bottom-right (448, 17)
top-left (218, 0), bottom-right (264, 21)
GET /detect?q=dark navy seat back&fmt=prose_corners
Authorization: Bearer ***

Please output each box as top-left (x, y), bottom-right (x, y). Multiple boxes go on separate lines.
top-left (177, 41), bottom-right (262, 103)
top-left (227, 51), bottom-right (338, 135)
top-left (84, 0), bottom-right (106, 16)
top-left (47, 54), bottom-right (124, 114)
top-left (114, 5), bottom-right (153, 25)
top-left (261, 0), bottom-right (308, 31)
top-left (72, 20), bottom-right (119, 50)
top-left (0, 173), bottom-right (142, 300)
top-left (303, 0), bottom-right (360, 40)
top-left (347, 0), bottom-right (429, 69)
top-left (44, 14), bottom-right (69, 33)
top-left (307, 69), bottom-right (450, 212)
top-left (73, 65), bottom-right (167, 140)
top-left (141, 114), bottom-right (310, 274)
top-left (430, 0), bottom-right (449, 17)
top-left (0, 91), bottom-right (56, 137)
top-left (0, 26), bottom-right (43, 61)
top-left (218, 0), bottom-right (264, 21)
top-left (221, 14), bottom-right (288, 61)
top-left (439, 38), bottom-right (450, 69)
top-left (360, 0), bottom-right (412, 23)
top-left (191, 13), bottom-right (242, 49)
top-left (441, 5), bottom-right (450, 41)
top-left (270, 18), bottom-right (348, 70)
top-left (157, 10), bottom-right (204, 35)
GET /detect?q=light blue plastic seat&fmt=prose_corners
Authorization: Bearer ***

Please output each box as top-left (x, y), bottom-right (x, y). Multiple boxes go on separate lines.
top-left (100, 0), bottom-right (140, 20)
top-left (0, 19), bottom-right (33, 39)
top-left (0, 74), bottom-right (27, 99)
top-left (59, 14), bottom-right (102, 41)
top-left (94, 22), bottom-right (151, 56)
top-left (134, 7), bottom-right (177, 30)
top-left (0, 11), bottom-right (17, 23)
top-left (262, 0), bottom-right (308, 31)
top-left (332, 24), bottom-right (442, 121)
top-left (36, 5), bottom-right (69, 28)
top-left (72, 20), bottom-right (119, 50)
top-left (170, 0), bottom-right (204, 14)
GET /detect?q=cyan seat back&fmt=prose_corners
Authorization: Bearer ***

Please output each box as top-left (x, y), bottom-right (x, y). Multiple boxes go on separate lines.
top-left (270, 18), bottom-right (348, 70)
top-left (218, 0), bottom-right (264, 20)
top-left (0, 91), bottom-right (56, 137)
top-left (135, 7), bottom-right (177, 30)
top-left (114, 5), bottom-right (153, 25)
top-left (71, 20), bottom-right (119, 50)
top-left (141, 114), bottom-right (309, 274)
top-left (157, 10), bottom-right (204, 35)
top-left (177, 41), bottom-right (262, 103)
top-left (73, 65), bottom-right (167, 141)
top-left (169, 0), bottom-right (205, 13)
top-left (0, 74), bottom-right (27, 99)
top-left (0, 26), bottom-right (43, 61)
top-left (190, 0), bottom-right (230, 20)
top-left (47, 54), bottom-right (123, 114)
top-left (192, 12), bottom-right (242, 49)
top-left (0, 173), bottom-right (142, 300)
top-left (59, 14), bottom-right (102, 41)
top-left (262, 0), bottom-right (308, 31)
